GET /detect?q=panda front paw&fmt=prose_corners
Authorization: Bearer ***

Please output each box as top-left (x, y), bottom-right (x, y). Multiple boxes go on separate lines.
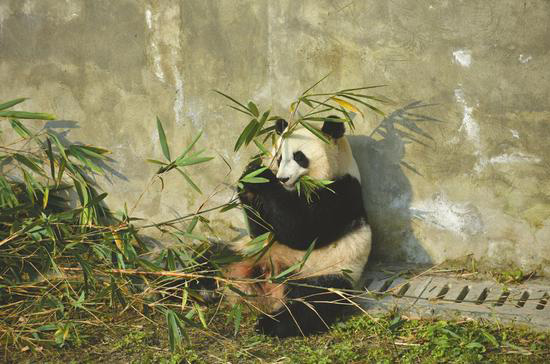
top-left (256, 313), bottom-right (302, 338)
top-left (242, 158), bottom-right (263, 176)
top-left (239, 160), bottom-right (276, 192)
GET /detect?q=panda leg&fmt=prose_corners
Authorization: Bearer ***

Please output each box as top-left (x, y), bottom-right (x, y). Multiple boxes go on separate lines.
top-left (256, 275), bottom-right (353, 338)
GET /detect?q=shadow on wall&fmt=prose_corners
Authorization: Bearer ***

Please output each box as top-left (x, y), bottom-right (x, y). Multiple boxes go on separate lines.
top-left (43, 120), bottom-right (128, 183)
top-left (349, 101), bottom-right (440, 264)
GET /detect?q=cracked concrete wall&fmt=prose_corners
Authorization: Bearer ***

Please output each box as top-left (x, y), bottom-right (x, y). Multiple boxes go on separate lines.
top-left (1, 1), bottom-right (549, 272)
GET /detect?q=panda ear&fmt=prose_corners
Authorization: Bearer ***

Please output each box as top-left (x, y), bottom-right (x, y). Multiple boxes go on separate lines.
top-left (322, 115), bottom-right (345, 139)
top-left (275, 118), bottom-right (288, 135)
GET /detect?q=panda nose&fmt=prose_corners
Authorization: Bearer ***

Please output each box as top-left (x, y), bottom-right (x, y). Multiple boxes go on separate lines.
top-left (278, 177), bottom-right (289, 183)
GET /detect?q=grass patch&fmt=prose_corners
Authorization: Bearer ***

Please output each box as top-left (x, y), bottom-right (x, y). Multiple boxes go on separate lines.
top-left (5, 308), bottom-right (549, 363)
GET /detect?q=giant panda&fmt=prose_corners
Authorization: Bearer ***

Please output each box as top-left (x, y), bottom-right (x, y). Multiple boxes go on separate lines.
top-left (224, 116), bottom-right (372, 337)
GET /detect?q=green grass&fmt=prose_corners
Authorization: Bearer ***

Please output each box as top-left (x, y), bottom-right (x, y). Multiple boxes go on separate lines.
top-left (6, 307), bottom-right (549, 364)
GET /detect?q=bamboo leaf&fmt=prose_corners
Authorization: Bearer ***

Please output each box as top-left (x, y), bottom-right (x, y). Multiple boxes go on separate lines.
top-left (176, 168), bottom-right (202, 194)
top-left (13, 153), bottom-right (46, 176)
top-left (73, 145), bottom-right (110, 159)
top-left (0, 98), bottom-right (27, 111)
top-left (253, 139), bottom-right (268, 154)
top-left (241, 166), bottom-right (267, 180)
top-left (228, 105), bottom-right (254, 117)
top-left (339, 85), bottom-right (387, 92)
top-left (146, 159), bottom-right (167, 165)
top-left (213, 90), bottom-right (250, 112)
top-left (166, 310), bottom-right (182, 352)
top-left (220, 202), bottom-right (239, 212)
top-left (175, 156), bottom-right (213, 167)
top-left (156, 117), bottom-right (171, 161)
top-left (271, 263), bottom-right (300, 282)
top-left (340, 94), bottom-right (385, 116)
top-left (299, 239), bottom-right (317, 270)
top-left (230, 303), bottom-right (242, 336)
top-left (302, 116), bottom-right (347, 123)
top-left (299, 120), bottom-right (330, 144)
top-left (301, 72), bottom-right (332, 96)
top-left (331, 97), bottom-right (365, 119)
top-left (247, 101), bottom-right (259, 117)
top-left (45, 138), bottom-right (56, 180)
top-left (9, 119), bottom-right (32, 138)
top-left (234, 119), bottom-right (258, 152)
top-left (0, 111), bottom-right (55, 120)
top-left (240, 176), bottom-right (269, 183)
top-left (175, 131), bottom-right (204, 161)
top-left (47, 132), bottom-right (68, 162)
top-left (43, 186), bottom-right (50, 209)
top-left (194, 303), bottom-right (207, 329)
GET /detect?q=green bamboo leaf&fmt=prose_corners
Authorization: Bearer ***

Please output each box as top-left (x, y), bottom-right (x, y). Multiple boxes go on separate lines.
top-left (213, 90), bottom-right (250, 111)
top-left (340, 94), bottom-right (385, 116)
top-left (22, 169), bottom-right (36, 203)
top-left (194, 303), bottom-right (207, 329)
top-left (55, 160), bottom-right (66, 187)
top-left (228, 105), bottom-right (255, 117)
top-left (234, 119), bottom-right (258, 152)
top-left (304, 107), bottom-right (333, 118)
top-left (0, 111), bottom-right (55, 120)
top-left (271, 263), bottom-right (300, 282)
top-left (68, 146), bottom-right (105, 174)
top-left (241, 166), bottom-right (267, 179)
top-left (13, 153), bottom-right (46, 176)
top-left (187, 216), bottom-right (199, 233)
top-left (146, 159), bottom-right (167, 165)
top-left (166, 310), bottom-right (182, 352)
top-left (240, 176), bottom-right (269, 183)
top-left (243, 232), bottom-right (270, 256)
top-left (245, 120), bottom-right (261, 145)
top-left (301, 72), bottom-right (332, 96)
top-left (175, 156), bottom-right (213, 167)
top-left (231, 303), bottom-right (242, 336)
top-left (43, 186), bottom-right (50, 209)
top-left (220, 202), bottom-right (239, 212)
top-left (253, 139), bottom-right (268, 154)
top-left (47, 132), bottom-right (68, 162)
top-left (0, 98), bottom-right (27, 111)
top-left (9, 119), bottom-right (32, 138)
top-left (175, 131), bottom-right (203, 161)
top-left (137, 258), bottom-right (163, 271)
top-left (299, 239), bottom-right (317, 270)
top-left (257, 124), bottom-right (276, 137)
top-left (73, 145), bottom-right (110, 159)
top-left (339, 85), bottom-right (387, 92)
top-left (156, 117), bottom-right (171, 161)
top-left (300, 96), bottom-right (314, 108)
top-left (258, 110), bottom-right (270, 126)
top-left (247, 101), bottom-right (259, 117)
top-left (45, 138), bottom-right (56, 180)
top-left (302, 116), bottom-right (347, 123)
top-left (299, 120), bottom-right (330, 144)
top-left (83, 192), bottom-right (108, 208)
top-left (176, 168), bottom-right (202, 194)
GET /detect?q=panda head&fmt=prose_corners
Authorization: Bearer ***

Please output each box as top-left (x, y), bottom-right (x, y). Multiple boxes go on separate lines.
top-left (271, 117), bottom-right (359, 190)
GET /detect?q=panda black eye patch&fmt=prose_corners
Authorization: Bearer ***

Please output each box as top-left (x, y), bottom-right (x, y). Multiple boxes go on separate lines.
top-left (293, 151), bottom-right (309, 168)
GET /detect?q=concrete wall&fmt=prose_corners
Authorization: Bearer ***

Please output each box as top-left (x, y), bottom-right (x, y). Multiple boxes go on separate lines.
top-left (1, 1), bottom-right (549, 272)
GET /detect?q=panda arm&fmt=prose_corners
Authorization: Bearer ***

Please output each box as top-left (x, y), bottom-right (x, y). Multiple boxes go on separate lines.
top-left (284, 175), bottom-right (365, 249)
top-left (242, 171), bottom-right (365, 250)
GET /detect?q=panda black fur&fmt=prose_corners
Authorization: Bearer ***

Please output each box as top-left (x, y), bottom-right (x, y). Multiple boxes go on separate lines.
top-left (226, 117), bottom-right (372, 337)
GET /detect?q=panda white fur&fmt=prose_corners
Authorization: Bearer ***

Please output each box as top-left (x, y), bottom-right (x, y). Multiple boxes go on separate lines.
top-left (225, 117), bottom-right (371, 337)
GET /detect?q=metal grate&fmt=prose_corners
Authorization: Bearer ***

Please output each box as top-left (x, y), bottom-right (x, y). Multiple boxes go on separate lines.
top-left (358, 270), bottom-right (550, 330)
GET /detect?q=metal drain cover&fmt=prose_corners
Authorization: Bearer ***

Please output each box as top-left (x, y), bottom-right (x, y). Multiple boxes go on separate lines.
top-left (358, 269), bottom-right (550, 330)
